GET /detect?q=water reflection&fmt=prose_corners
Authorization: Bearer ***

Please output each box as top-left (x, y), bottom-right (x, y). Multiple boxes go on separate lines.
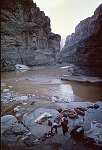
top-left (59, 84), bottom-right (74, 102)
top-left (1, 67), bottom-right (102, 102)
top-left (70, 82), bottom-right (102, 101)
top-left (60, 84), bottom-right (73, 95)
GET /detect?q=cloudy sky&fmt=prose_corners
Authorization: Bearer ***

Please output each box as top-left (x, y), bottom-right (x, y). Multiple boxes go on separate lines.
top-left (34, 0), bottom-right (102, 39)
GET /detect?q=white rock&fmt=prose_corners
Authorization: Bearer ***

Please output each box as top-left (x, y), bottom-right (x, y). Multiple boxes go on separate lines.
top-left (20, 96), bottom-right (28, 101)
top-left (35, 112), bottom-right (52, 123)
top-left (8, 86), bottom-right (13, 88)
top-left (10, 99), bottom-right (13, 102)
top-left (15, 64), bottom-right (30, 70)
top-left (3, 89), bottom-right (10, 92)
top-left (32, 94), bottom-right (35, 98)
top-left (34, 139), bottom-right (39, 142)
top-left (52, 96), bottom-right (58, 103)
top-left (13, 106), bottom-right (20, 112)
top-left (24, 131), bottom-right (31, 136)
top-left (22, 102), bottom-right (27, 105)
top-left (13, 95), bottom-right (28, 101)
top-left (15, 113), bottom-right (21, 117)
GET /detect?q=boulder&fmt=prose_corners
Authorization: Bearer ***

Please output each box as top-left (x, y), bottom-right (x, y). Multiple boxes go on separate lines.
top-left (1, 115), bottom-right (18, 133)
top-left (3, 89), bottom-right (10, 93)
top-left (15, 64), bottom-right (30, 70)
top-left (22, 108), bottom-right (59, 138)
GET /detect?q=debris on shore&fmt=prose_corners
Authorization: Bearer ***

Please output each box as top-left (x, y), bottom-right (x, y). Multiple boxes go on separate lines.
top-left (1, 82), bottom-right (102, 150)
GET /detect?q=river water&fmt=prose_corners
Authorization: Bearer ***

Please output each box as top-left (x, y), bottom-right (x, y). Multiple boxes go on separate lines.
top-left (1, 67), bottom-right (102, 102)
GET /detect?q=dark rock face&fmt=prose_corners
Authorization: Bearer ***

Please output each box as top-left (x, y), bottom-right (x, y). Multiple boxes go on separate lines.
top-left (61, 4), bottom-right (102, 77)
top-left (1, 0), bottom-right (61, 71)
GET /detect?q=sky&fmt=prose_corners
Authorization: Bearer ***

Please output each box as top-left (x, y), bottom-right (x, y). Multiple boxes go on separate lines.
top-left (34, 0), bottom-right (102, 39)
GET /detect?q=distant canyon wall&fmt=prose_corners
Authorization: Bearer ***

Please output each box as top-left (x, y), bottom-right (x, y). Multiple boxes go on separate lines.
top-left (61, 4), bottom-right (102, 77)
top-left (1, 0), bottom-right (61, 71)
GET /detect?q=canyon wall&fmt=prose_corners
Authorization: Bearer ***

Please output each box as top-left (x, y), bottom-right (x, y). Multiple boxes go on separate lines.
top-left (61, 4), bottom-right (102, 77)
top-left (1, 0), bottom-right (61, 71)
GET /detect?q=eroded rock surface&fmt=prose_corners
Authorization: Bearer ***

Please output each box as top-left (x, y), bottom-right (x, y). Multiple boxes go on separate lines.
top-left (1, 0), bottom-right (61, 71)
top-left (1, 82), bottom-right (102, 150)
top-left (61, 4), bottom-right (102, 77)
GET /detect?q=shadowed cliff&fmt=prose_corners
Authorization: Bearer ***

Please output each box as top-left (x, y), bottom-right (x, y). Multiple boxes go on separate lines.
top-left (1, 0), bottom-right (61, 71)
top-left (60, 4), bottom-right (102, 77)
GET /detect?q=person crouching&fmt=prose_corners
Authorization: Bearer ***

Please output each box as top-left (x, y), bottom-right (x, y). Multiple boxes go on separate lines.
top-left (51, 122), bottom-right (58, 136)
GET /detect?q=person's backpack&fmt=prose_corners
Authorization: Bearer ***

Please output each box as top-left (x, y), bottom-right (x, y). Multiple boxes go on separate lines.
top-left (70, 125), bottom-right (84, 140)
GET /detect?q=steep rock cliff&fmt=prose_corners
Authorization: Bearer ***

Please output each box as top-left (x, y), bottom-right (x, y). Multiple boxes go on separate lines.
top-left (1, 0), bottom-right (61, 71)
top-left (61, 4), bottom-right (102, 77)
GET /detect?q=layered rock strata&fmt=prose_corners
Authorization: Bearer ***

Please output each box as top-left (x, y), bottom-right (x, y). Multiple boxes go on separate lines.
top-left (61, 4), bottom-right (102, 77)
top-left (1, 0), bottom-right (61, 71)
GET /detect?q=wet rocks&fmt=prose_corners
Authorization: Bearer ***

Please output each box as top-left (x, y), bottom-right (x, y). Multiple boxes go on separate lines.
top-left (1, 115), bottom-right (18, 134)
top-left (1, 102), bottom-right (21, 116)
top-left (51, 95), bottom-right (72, 103)
top-left (61, 74), bottom-right (102, 83)
top-left (1, 82), bottom-right (102, 149)
top-left (13, 95), bottom-right (28, 101)
top-left (1, 85), bottom-right (31, 119)
top-left (1, 92), bottom-right (11, 99)
top-left (1, 114), bottom-right (32, 143)
top-left (2, 130), bottom-right (19, 142)
top-left (22, 108), bottom-right (60, 138)
top-left (1, 83), bottom-right (6, 87)
top-left (23, 136), bottom-right (35, 147)
top-left (11, 123), bottom-right (30, 135)
top-left (1, 83), bottom-right (29, 110)
top-left (19, 95), bottom-right (28, 101)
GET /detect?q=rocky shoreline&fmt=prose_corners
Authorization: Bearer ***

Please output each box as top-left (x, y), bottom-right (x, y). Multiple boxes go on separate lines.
top-left (1, 82), bottom-right (102, 150)
top-left (61, 74), bottom-right (102, 84)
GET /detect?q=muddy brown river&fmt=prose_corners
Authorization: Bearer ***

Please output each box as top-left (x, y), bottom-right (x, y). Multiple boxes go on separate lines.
top-left (1, 67), bottom-right (102, 102)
